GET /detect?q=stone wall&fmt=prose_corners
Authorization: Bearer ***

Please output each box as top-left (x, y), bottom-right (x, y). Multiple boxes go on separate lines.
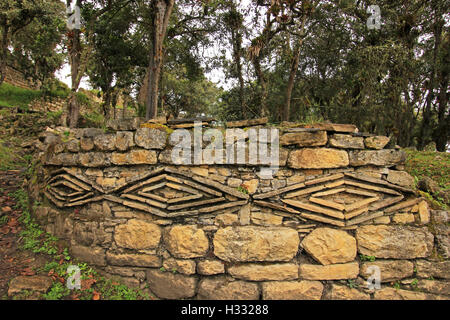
top-left (3, 65), bottom-right (40, 90)
top-left (29, 120), bottom-right (449, 300)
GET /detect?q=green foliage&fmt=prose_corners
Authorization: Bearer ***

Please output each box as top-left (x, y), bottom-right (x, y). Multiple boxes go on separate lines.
top-left (42, 282), bottom-right (71, 300)
top-left (11, 188), bottom-right (59, 256)
top-left (237, 185), bottom-right (249, 194)
top-left (0, 140), bottom-right (21, 170)
top-left (347, 279), bottom-right (358, 289)
top-left (0, 215), bottom-right (8, 226)
top-left (359, 254), bottom-right (376, 262)
top-left (0, 83), bottom-right (42, 109)
top-left (405, 149), bottom-right (450, 191)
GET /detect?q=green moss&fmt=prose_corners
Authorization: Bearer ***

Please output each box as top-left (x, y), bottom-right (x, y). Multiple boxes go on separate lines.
top-left (0, 83), bottom-right (42, 108)
top-left (404, 149), bottom-right (450, 191)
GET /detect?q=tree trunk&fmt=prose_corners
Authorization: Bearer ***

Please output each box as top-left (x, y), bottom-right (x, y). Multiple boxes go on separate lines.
top-left (122, 94), bottom-right (129, 119)
top-left (65, 0), bottom-right (82, 128)
top-left (229, 17), bottom-right (246, 118)
top-left (418, 12), bottom-right (442, 150)
top-left (145, 0), bottom-right (174, 120)
top-left (283, 14), bottom-right (307, 122)
top-left (102, 89), bottom-right (112, 119)
top-left (283, 43), bottom-right (301, 121)
top-left (0, 24), bottom-right (9, 86)
top-left (112, 90), bottom-right (119, 120)
top-left (433, 73), bottom-right (449, 151)
top-left (253, 56), bottom-right (268, 117)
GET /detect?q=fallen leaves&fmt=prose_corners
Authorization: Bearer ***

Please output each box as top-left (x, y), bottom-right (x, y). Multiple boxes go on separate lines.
top-left (92, 291), bottom-right (101, 300)
top-left (1, 206), bottom-right (12, 213)
top-left (81, 275), bottom-right (96, 290)
top-left (20, 267), bottom-right (36, 276)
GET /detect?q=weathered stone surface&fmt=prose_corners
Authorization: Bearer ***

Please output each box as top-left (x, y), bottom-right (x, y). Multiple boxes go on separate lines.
top-left (415, 260), bottom-right (450, 279)
top-left (73, 221), bottom-right (111, 246)
top-left (251, 211), bottom-right (283, 226)
top-left (146, 269), bottom-right (197, 299)
top-left (280, 131), bottom-right (327, 146)
top-left (431, 210), bottom-right (449, 224)
top-left (241, 179), bottom-right (259, 194)
top-left (226, 117), bottom-right (268, 128)
top-left (417, 176), bottom-right (441, 195)
top-left (8, 276), bottom-right (53, 296)
top-left (373, 287), bottom-right (445, 300)
top-left (165, 225), bottom-right (209, 258)
top-left (67, 139), bottom-right (80, 152)
top-left (94, 134), bottom-right (116, 151)
top-left (111, 150), bottom-right (157, 165)
top-left (416, 280), bottom-right (450, 295)
top-left (71, 245), bottom-right (106, 266)
top-left (197, 277), bottom-right (260, 300)
top-left (106, 252), bottom-right (161, 267)
top-left (325, 284), bottom-right (370, 300)
top-left (392, 213), bottom-right (415, 224)
top-left (80, 137), bottom-right (94, 151)
top-left (299, 262), bottom-right (359, 280)
top-left (215, 213), bottom-right (238, 226)
top-left (213, 226), bottom-right (299, 262)
top-left (329, 134), bottom-right (364, 149)
top-left (47, 152), bottom-right (79, 166)
top-left (227, 178), bottom-right (243, 188)
top-left (434, 224), bottom-right (450, 259)
top-left (288, 148), bottom-right (349, 169)
top-left (162, 258), bottom-right (196, 275)
top-left (115, 131), bottom-right (135, 151)
top-left (135, 128), bottom-right (166, 149)
top-left (386, 170), bottom-right (415, 188)
top-left (262, 280), bottom-right (323, 300)
top-left (301, 228), bottom-right (357, 265)
top-left (191, 167), bottom-right (209, 177)
top-left (418, 201), bottom-right (430, 224)
top-left (349, 150), bottom-right (406, 166)
top-left (79, 152), bottom-right (110, 167)
top-left (228, 263), bottom-right (299, 281)
top-left (197, 259), bottom-right (225, 275)
top-left (364, 136), bottom-right (390, 149)
top-left (360, 260), bottom-right (414, 282)
top-left (106, 118), bottom-right (141, 130)
top-left (356, 225), bottom-right (434, 259)
top-left (114, 219), bottom-right (161, 250)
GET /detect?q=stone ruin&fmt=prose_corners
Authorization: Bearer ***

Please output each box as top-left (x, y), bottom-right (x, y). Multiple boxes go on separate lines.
top-left (28, 118), bottom-right (449, 300)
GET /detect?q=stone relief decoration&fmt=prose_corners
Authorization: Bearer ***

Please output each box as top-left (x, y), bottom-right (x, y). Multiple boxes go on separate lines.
top-left (253, 172), bottom-right (416, 227)
top-left (45, 166), bottom-right (249, 218)
top-left (45, 164), bottom-right (420, 227)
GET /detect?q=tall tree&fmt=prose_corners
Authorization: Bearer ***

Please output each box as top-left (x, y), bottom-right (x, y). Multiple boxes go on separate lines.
top-left (145, 0), bottom-right (174, 120)
top-left (0, 0), bottom-right (60, 86)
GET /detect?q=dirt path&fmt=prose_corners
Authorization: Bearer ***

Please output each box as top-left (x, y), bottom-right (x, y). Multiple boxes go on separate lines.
top-left (0, 169), bottom-right (49, 299)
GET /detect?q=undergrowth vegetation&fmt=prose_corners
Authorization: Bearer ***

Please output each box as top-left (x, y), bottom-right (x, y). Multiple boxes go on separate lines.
top-left (10, 187), bottom-right (152, 300)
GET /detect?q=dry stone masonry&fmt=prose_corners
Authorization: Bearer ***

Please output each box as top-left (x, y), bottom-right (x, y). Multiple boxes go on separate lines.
top-left (28, 119), bottom-right (449, 300)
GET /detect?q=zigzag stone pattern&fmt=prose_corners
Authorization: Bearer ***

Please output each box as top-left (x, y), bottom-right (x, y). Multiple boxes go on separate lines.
top-left (29, 121), bottom-right (448, 301)
top-left (45, 166), bottom-right (249, 218)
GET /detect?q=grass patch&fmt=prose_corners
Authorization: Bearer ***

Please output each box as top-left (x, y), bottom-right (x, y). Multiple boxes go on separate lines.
top-left (0, 83), bottom-right (42, 109)
top-left (10, 187), bottom-right (151, 300)
top-left (404, 149), bottom-right (450, 191)
top-left (0, 140), bottom-right (27, 170)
